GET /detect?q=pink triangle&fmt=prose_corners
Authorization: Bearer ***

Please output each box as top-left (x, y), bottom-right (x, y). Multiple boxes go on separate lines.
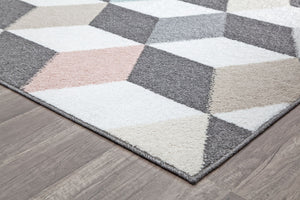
top-left (23, 45), bottom-right (144, 92)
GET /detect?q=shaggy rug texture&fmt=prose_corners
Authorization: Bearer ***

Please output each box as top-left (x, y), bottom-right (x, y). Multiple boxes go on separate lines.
top-left (1, 0), bottom-right (300, 184)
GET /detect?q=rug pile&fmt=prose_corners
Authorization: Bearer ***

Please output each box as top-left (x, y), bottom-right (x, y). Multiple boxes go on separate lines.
top-left (1, 0), bottom-right (300, 184)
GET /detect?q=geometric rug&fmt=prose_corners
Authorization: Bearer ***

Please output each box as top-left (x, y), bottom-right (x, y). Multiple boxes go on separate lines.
top-left (1, 0), bottom-right (300, 184)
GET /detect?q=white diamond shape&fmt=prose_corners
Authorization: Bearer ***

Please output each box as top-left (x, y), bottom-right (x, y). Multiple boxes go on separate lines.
top-left (113, 0), bottom-right (221, 18)
top-left (31, 81), bottom-right (204, 130)
top-left (9, 25), bottom-right (138, 52)
top-left (151, 37), bottom-right (291, 68)
top-left (232, 6), bottom-right (300, 28)
top-left (214, 103), bottom-right (289, 131)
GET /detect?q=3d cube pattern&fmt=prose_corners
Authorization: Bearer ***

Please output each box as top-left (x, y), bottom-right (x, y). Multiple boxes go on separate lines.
top-left (1, 0), bottom-right (300, 182)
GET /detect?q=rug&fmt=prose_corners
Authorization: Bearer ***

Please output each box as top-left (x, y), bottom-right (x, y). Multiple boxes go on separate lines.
top-left (1, 0), bottom-right (300, 184)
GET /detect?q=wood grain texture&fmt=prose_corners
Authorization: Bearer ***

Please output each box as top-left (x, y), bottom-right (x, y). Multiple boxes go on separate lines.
top-left (0, 85), bottom-right (299, 200)
top-left (0, 86), bottom-right (37, 123)
top-left (219, 192), bottom-right (246, 200)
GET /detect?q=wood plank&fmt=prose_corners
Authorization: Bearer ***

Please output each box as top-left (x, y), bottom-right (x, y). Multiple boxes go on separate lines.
top-left (0, 107), bottom-right (72, 164)
top-left (0, 86), bottom-right (37, 123)
top-left (219, 192), bottom-right (246, 200)
top-left (234, 129), bottom-right (300, 200)
top-left (127, 176), bottom-right (228, 200)
top-left (0, 85), bottom-right (9, 95)
top-left (31, 146), bottom-right (229, 200)
top-left (30, 148), bottom-right (138, 200)
top-left (0, 121), bottom-right (113, 200)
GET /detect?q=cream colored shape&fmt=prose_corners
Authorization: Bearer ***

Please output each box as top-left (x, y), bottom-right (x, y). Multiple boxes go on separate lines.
top-left (227, 0), bottom-right (290, 12)
top-left (210, 59), bottom-right (300, 113)
top-left (109, 115), bottom-right (210, 176)
top-left (8, 3), bottom-right (107, 30)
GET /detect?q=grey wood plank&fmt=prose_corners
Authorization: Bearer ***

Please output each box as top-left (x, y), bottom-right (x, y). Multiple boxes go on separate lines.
top-left (233, 129), bottom-right (300, 200)
top-left (72, 158), bottom-right (227, 200)
top-left (0, 85), bottom-right (11, 93)
top-left (74, 156), bottom-right (160, 200)
top-left (0, 85), bottom-right (9, 95)
top-left (31, 146), bottom-right (229, 200)
top-left (0, 122), bottom-right (113, 200)
top-left (127, 176), bottom-right (228, 200)
top-left (30, 148), bottom-right (139, 200)
top-left (219, 192), bottom-right (246, 200)
top-left (0, 107), bottom-right (72, 164)
top-left (0, 86), bottom-right (37, 123)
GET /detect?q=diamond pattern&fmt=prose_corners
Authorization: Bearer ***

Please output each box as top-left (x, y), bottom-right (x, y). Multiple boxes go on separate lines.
top-left (7, 3), bottom-right (107, 29)
top-left (21, 0), bottom-right (102, 6)
top-left (10, 25), bottom-right (138, 52)
top-left (291, 0), bottom-right (300, 7)
top-left (214, 103), bottom-right (289, 131)
top-left (90, 3), bottom-right (158, 43)
top-left (147, 13), bottom-right (226, 44)
top-left (210, 58), bottom-right (300, 113)
top-left (225, 13), bottom-right (297, 56)
top-left (150, 37), bottom-right (291, 68)
top-left (31, 81), bottom-right (204, 130)
top-left (0, 0), bottom-right (34, 29)
top-left (181, 0), bottom-right (229, 11)
top-left (24, 45), bottom-right (144, 92)
top-left (203, 116), bottom-right (252, 168)
top-left (111, 0), bottom-right (221, 18)
top-left (128, 46), bottom-right (213, 112)
top-left (227, 0), bottom-right (290, 11)
top-left (1, 0), bottom-right (300, 184)
top-left (0, 31), bottom-right (56, 88)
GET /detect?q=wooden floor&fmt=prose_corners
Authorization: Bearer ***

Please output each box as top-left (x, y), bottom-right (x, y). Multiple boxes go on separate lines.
top-left (0, 85), bottom-right (300, 200)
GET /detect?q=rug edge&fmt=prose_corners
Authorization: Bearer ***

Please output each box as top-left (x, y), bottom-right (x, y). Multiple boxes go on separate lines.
top-left (1, 79), bottom-right (299, 185)
top-left (190, 95), bottom-right (300, 184)
top-left (0, 79), bottom-right (195, 183)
